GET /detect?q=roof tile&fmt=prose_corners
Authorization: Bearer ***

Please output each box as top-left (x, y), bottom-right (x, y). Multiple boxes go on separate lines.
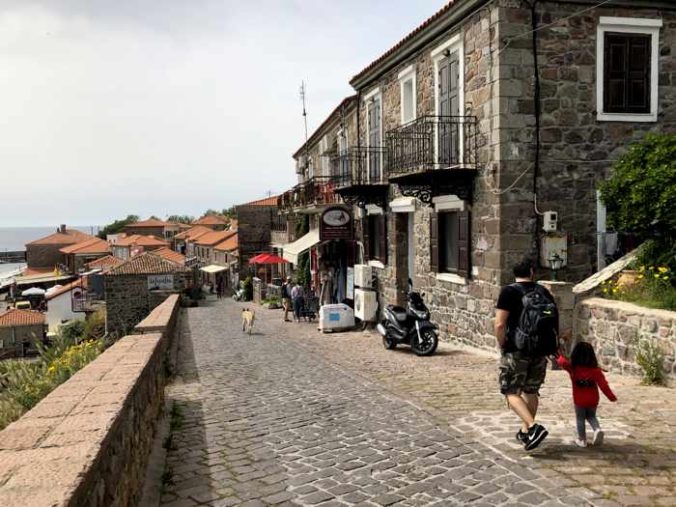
top-left (26, 229), bottom-right (94, 246)
top-left (0, 309), bottom-right (45, 328)
top-left (106, 252), bottom-right (190, 276)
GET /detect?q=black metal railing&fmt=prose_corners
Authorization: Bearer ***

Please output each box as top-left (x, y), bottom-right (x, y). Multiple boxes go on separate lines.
top-left (329, 146), bottom-right (388, 188)
top-left (278, 177), bottom-right (340, 210)
top-left (386, 115), bottom-right (478, 176)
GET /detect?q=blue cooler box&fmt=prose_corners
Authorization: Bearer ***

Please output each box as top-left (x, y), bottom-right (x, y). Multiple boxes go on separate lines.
top-left (318, 304), bottom-right (355, 333)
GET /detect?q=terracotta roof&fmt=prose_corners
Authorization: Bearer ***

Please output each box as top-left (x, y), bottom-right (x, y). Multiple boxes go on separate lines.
top-left (174, 225), bottom-right (212, 241)
top-left (126, 218), bottom-right (170, 228)
top-left (152, 247), bottom-right (186, 265)
top-left (107, 252), bottom-right (190, 276)
top-left (193, 215), bottom-right (228, 226)
top-left (26, 229), bottom-right (94, 246)
top-left (21, 267), bottom-right (56, 277)
top-left (214, 234), bottom-right (238, 252)
top-left (195, 230), bottom-right (235, 247)
top-left (0, 309), bottom-right (45, 328)
top-left (239, 196), bottom-right (280, 207)
top-left (115, 234), bottom-right (168, 248)
top-left (350, 1), bottom-right (457, 87)
top-left (293, 95), bottom-right (357, 158)
top-left (59, 237), bottom-right (111, 255)
top-left (87, 255), bottom-right (124, 272)
top-left (46, 278), bottom-right (87, 301)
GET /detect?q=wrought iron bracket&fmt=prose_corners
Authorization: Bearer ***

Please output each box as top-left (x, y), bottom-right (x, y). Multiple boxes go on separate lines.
top-left (398, 184), bottom-right (434, 206)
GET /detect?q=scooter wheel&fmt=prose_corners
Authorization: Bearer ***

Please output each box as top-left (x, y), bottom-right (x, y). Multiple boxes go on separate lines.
top-left (412, 329), bottom-right (438, 356)
top-left (382, 325), bottom-right (397, 349)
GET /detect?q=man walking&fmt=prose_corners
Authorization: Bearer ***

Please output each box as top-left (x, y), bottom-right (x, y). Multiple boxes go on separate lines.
top-left (291, 282), bottom-right (305, 322)
top-left (495, 257), bottom-right (558, 451)
top-left (281, 277), bottom-right (293, 322)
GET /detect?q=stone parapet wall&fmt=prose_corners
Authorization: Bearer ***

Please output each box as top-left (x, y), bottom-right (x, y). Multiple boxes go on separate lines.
top-left (574, 297), bottom-right (676, 377)
top-left (0, 295), bottom-right (181, 507)
top-left (0, 333), bottom-right (165, 506)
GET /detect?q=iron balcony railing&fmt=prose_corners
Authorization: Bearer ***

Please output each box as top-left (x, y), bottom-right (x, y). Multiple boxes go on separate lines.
top-left (386, 115), bottom-right (478, 176)
top-left (329, 146), bottom-right (388, 189)
top-left (279, 176), bottom-right (340, 210)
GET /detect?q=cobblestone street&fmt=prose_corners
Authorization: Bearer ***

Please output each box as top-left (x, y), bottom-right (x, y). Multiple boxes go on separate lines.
top-left (159, 300), bottom-right (675, 507)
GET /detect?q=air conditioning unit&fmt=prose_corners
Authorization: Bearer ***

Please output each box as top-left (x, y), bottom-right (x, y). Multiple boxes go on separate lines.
top-left (354, 288), bottom-right (378, 321)
top-left (354, 264), bottom-right (372, 288)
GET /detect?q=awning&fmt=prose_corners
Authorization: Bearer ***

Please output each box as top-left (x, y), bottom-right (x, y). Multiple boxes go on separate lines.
top-left (282, 229), bottom-right (320, 264)
top-left (200, 264), bottom-right (228, 274)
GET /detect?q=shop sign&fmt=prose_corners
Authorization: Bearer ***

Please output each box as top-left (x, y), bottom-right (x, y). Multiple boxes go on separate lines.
top-left (148, 274), bottom-right (174, 290)
top-left (320, 206), bottom-right (353, 241)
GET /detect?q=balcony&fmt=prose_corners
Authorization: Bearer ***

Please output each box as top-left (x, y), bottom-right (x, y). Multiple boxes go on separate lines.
top-left (329, 147), bottom-right (388, 189)
top-left (386, 115), bottom-right (478, 178)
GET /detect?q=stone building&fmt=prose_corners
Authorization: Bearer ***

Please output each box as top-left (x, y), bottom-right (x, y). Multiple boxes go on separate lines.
top-left (59, 237), bottom-right (111, 274)
top-left (104, 252), bottom-right (191, 336)
top-left (235, 196), bottom-right (279, 277)
top-left (276, 0), bottom-right (676, 352)
top-left (25, 226), bottom-right (94, 269)
top-left (0, 309), bottom-right (46, 359)
top-left (123, 218), bottom-right (185, 241)
top-left (192, 215), bottom-right (229, 231)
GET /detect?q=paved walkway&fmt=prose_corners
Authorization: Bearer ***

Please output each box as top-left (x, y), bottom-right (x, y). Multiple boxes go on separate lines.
top-left (159, 299), bottom-right (674, 506)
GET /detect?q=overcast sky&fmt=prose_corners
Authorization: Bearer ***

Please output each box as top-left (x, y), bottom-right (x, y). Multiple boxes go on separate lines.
top-left (0, 0), bottom-right (445, 227)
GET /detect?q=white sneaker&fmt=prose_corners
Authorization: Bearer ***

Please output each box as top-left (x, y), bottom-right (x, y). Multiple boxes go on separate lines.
top-left (574, 438), bottom-right (587, 447)
top-left (592, 429), bottom-right (604, 446)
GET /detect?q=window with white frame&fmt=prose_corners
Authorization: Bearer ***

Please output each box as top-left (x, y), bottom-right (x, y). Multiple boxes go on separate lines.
top-left (364, 88), bottom-right (382, 182)
top-left (432, 34), bottom-right (464, 166)
top-left (596, 17), bottom-right (662, 122)
top-left (319, 135), bottom-right (330, 176)
top-left (399, 65), bottom-right (416, 124)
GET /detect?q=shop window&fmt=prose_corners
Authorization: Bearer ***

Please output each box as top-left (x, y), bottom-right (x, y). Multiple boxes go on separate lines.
top-left (596, 17), bottom-right (661, 122)
top-left (430, 210), bottom-right (470, 278)
top-left (366, 214), bottom-right (387, 264)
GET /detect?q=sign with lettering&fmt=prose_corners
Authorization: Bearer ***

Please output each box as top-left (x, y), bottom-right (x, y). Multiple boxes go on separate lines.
top-left (148, 274), bottom-right (174, 291)
top-left (320, 206), bottom-right (353, 241)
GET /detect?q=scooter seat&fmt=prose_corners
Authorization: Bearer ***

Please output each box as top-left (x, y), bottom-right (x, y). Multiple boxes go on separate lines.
top-left (388, 305), bottom-right (408, 322)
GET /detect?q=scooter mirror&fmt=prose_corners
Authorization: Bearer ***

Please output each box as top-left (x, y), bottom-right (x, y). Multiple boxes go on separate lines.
top-left (421, 292), bottom-right (425, 298)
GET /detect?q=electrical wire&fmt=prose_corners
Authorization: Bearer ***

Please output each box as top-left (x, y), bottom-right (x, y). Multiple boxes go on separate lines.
top-left (494, 0), bottom-right (614, 57)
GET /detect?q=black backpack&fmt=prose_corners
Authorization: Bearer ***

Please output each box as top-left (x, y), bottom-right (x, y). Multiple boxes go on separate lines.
top-left (512, 283), bottom-right (559, 356)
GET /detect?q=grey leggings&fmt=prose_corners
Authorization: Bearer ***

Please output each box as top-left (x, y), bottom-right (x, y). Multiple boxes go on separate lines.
top-left (575, 405), bottom-right (600, 440)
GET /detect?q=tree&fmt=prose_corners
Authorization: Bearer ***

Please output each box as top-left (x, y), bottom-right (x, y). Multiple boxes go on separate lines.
top-left (167, 214), bottom-right (195, 224)
top-left (599, 133), bottom-right (676, 267)
top-left (97, 214), bottom-right (139, 239)
top-left (203, 209), bottom-right (222, 217)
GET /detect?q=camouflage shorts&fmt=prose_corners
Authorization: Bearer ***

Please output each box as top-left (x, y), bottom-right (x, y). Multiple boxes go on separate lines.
top-left (499, 352), bottom-right (547, 395)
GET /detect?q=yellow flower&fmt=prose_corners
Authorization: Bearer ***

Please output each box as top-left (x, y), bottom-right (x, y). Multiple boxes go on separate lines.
top-left (658, 266), bottom-right (668, 273)
top-left (663, 275), bottom-right (669, 280)
top-left (654, 274), bottom-right (660, 279)
top-left (637, 274), bottom-right (644, 279)
top-left (639, 265), bottom-right (645, 272)
top-left (602, 288), bottom-right (608, 294)
top-left (612, 288), bottom-right (618, 293)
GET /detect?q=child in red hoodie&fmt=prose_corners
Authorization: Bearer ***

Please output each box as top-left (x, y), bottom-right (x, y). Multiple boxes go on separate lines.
top-left (557, 342), bottom-right (617, 447)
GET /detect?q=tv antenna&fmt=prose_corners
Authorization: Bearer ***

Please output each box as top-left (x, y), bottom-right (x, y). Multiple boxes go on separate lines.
top-left (299, 81), bottom-right (310, 173)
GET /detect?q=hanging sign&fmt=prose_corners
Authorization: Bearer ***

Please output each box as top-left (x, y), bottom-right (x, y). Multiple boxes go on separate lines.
top-left (320, 206), bottom-right (353, 241)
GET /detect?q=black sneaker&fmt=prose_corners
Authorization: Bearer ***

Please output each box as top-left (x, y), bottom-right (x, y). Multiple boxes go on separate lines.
top-left (524, 423), bottom-right (548, 451)
top-left (516, 430), bottom-right (528, 444)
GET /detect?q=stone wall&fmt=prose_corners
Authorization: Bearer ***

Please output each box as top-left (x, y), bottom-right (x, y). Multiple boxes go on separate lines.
top-left (26, 244), bottom-right (67, 269)
top-left (0, 296), bottom-right (181, 507)
top-left (497, 0), bottom-right (676, 282)
top-left (105, 273), bottom-right (189, 336)
top-left (236, 205), bottom-right (275, 276)
top-left (574, 297), bottom-right (676, 377)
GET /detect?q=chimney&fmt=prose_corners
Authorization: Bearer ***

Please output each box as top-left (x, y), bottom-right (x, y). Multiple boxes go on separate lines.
top-left (59, 224), bottom-right (66, 234)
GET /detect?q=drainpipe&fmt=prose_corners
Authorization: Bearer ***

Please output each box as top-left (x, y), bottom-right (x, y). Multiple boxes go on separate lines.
top-left (523, 0), bottom-right (542, 263)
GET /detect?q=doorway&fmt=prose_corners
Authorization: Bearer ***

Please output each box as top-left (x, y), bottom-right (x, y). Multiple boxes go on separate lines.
top-left (395, 212), bottom-right (414, 305)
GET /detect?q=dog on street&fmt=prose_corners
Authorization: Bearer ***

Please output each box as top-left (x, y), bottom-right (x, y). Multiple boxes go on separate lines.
top-left (241, 308), bottom-right (255, 334)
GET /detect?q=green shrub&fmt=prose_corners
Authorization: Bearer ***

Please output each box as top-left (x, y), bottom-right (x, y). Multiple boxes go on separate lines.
top-left (635, 338), bottom-right (665, 385)
top-left (0, 336), bottom-right (105, 430)
top-left (59, 320), bottom-right (86, 342)
top-left (84, 310), bottom-right (106, 340)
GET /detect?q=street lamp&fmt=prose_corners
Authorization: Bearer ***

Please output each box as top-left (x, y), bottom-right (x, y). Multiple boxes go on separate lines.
top-left (548, 252), bottom-right (564, 281)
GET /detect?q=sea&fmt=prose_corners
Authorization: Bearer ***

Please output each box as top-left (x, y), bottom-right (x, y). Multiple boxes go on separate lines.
top-left (0, 226), bottom-right (101, 277)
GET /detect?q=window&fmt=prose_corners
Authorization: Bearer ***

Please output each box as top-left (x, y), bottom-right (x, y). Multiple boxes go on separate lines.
top-left (439, 212), bottom-right (459, 273)
top-left (365, 214), bottom-right (387, 264)
top-left (597, 17), bottom-right (661, 122)
top-left (399, 65), bottom-right (416, 124)
top-left (432, 34), bottom-right (464, 165)
top-left (364, 88), bottom-right (382, 182)
top-left (430, 208), bottom-right (470, 279)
